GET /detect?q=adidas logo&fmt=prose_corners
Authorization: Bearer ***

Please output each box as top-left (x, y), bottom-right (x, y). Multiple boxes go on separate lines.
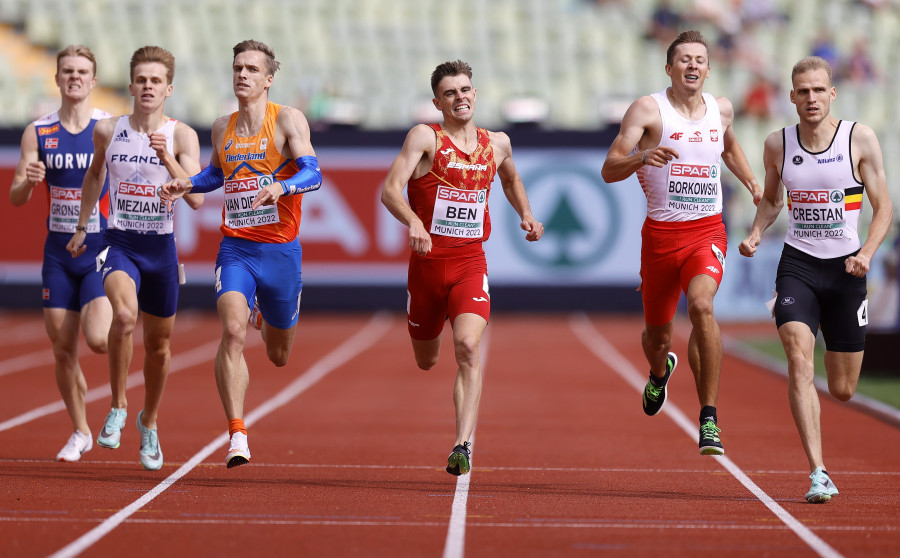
top-left (114, 129), bottom-right (129, 142)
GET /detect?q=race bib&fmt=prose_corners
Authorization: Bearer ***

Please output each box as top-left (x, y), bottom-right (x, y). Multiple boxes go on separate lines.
top-left (112, 182), bottom-right (172, 233)
top-left (224, 175), bottom-right (280, 229)
top-left (788, 189), bottom-right (847, 240)
top-left (666, 163), bottom-right (722, 216)
top-left (430, 185), bottom-right (487, 238)
top-left (48, 186), bottom-right (101, 233)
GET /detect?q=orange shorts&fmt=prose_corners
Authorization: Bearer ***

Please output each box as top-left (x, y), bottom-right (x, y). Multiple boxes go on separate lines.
top-left (407, 245), bottom-right (490, 340)
top-left (640, 214), bottom-right (727, 326)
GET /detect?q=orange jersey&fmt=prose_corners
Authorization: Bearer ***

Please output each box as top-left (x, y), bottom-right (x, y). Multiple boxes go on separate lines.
top-left (407, 124), bottom-right (496, 254)
top-left (219, 102), bottom-right (302, 243)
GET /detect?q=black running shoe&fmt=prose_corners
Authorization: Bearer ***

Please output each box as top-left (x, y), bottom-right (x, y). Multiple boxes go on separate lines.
top-left (446, 441), bottom-right (472, 476)
top-left (642, 352), bottom-right (677, 416)
top-left (699, 418), bottom-right (725, 455)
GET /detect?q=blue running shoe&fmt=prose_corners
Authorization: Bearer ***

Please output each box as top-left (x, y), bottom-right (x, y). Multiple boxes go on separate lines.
top-left (97, 408), bottom-right (127, 449)
top-left (446, 441), bottom-right (472, 476)
top-left (643, 352), bottom-right (677, 416)
top-left (805, 467), bottom-right (839, 503)
top-left (136, 411), bottom-right (163, 471)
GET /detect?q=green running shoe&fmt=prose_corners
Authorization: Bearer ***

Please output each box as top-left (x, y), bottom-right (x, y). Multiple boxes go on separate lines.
top-left (446, 441), bottom-right (472, 476)
top-left (136, 410), bottom-right (163, 471)
top-left (643, 352), bottom-right (677, 416)
top-left (699, 418), bottom-right (724, 455)
top-left (805, 467), bottom-right (839, 503)
top-left (97, 408), bottom-right (127, 449)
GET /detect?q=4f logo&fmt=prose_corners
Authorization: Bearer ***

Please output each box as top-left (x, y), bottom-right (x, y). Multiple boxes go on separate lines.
top-left (670, 132), bottom-right (683, 140)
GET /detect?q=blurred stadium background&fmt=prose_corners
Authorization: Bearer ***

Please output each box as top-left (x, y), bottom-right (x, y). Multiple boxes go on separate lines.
top-left (0, 0), bottom-right (898, 326)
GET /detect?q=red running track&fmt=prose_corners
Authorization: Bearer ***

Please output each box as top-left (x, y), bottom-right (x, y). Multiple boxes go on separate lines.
top-left (0, 311), bottom-right (898, 557)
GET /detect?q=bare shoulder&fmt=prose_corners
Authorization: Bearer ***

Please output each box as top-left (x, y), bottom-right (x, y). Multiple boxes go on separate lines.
top-left (405, 123), bottom-right (437, 148)
top-left (763, 128), bottom-right (784, 151)
top-left (276, 104), bottom-right (311, 129)
top-left (850, 122), bottom-right (879, 145)
top-left (93, 116), bottom-right (117, 143)
top-left (487, 129), bottom-right (513, 160)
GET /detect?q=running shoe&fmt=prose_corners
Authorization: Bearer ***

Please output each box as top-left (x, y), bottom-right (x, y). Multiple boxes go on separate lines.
top-left (805, 467), bottom-right (839, 503)
top-left (699, 418), bottom-right (725, 455)
top-left (136, 411), bottom-right (163, 471)
top-left (642, 352), bottom-right (677, 416)
top-left (57, 430), bottom-right (92, 462)
top-left (226, 431), bottom-right (251, 468)
top-left (97, 408), bottom-right (127, 449)
top-left (248, 298), bottom-right (262, 330)
top-left (446, 441), bottom-right (472, 476)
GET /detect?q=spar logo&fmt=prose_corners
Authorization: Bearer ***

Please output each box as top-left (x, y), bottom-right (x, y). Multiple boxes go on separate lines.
top-left (224, 175), bottom-right (275, 194)
top-left (117, 182), bottom-right (156, 197)
top-left (789, 190), bottom-right (832, 204)
top-left (50, 187), bottom-right (81, 200)
top-left (670, 163), bottom-right (716, 178)
top-left (437, 188), bottom-right (486, 203)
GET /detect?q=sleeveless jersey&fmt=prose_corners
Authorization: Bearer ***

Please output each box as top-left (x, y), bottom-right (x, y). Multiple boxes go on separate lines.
top-left (35, 109), bottom-right (111, 234)
top-left (637, 90), bottom-right (724, 222)
top-left (781, 121), bottom-right (863, 258)
top-left (219, 102), bottom-right (302, 244)
top-left (106, 116), bottom-right (179, 235)
top-left (407, 124), bottom-right (496, 252)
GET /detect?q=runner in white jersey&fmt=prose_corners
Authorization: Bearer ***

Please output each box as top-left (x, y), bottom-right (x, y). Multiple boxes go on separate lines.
top-left (602, 30), bottom-right (761, 457)
top-left (740, 56), bottom-right (893, 503)
top-left (67, 46), bottom-right (203, 471)
top-left (638, 90), bottom-right (724, 221)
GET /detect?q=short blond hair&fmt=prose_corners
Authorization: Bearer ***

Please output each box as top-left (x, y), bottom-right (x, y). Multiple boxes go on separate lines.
top-left (791, 56), bottom-right (833, 85)
top-left (56, 45), bottom-right (97, 76)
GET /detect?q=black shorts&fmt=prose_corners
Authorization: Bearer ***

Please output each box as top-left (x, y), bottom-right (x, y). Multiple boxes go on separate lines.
top-left (774, 244), bottom-right (867, 352)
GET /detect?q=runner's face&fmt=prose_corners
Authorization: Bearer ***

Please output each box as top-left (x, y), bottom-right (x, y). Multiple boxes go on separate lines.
top-left (233, 51), bottom-right (273, 100)
top-left (666, 43), bottom-right (709, 92)
top-left (55, 55), bottom-right (96, 102)
top-left (129, 62), bottom-right (172, 112)
top-left (433, 74), bottom-right (476, 122)
top-left (790, 69), bottom-right (835, 124)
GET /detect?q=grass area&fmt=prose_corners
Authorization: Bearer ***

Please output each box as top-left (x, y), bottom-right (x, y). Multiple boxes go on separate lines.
top-left (745, 339), bottom-right (900, 410)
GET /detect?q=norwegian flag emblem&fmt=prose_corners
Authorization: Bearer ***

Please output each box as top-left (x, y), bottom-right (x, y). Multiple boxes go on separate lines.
top-left (44, 138), bottom-right (58, 149)
top-left (42, 288), bottom-right (50, 300)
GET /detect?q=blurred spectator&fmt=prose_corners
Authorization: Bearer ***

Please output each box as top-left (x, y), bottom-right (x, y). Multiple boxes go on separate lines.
top-left (839, 38), bottom-right (879, 84)
top-left (740, 74), bottom-right (778, 119)
top-left (646, 0), bottom-right (682, 45)
top-left (810, 31), bottom-right (839, 69)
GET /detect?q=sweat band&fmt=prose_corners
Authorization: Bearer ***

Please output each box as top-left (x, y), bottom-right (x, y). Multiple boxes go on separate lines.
top-left (188, 164), bottom-right (225, 193)
top-left (279, 156), bottom-right (322, 195)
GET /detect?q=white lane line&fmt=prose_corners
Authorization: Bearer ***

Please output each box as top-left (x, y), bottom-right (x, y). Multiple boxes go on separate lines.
top-left (442, 325), bottom-right (491, 558)
top-left (48, 312), bottom-right (392, 558)
top-left (0, 349), bottom-right (56, 377)
top-left (0, 334), bottom-right (252, 433)
top-left (570, 314), bottom-right (843, 558)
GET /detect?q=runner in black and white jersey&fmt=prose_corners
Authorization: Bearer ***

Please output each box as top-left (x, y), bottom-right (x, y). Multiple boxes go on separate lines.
top-left (739, 56), bottom-right (894, 504)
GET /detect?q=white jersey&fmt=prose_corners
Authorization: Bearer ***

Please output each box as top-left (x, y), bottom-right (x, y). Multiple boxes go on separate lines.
top-left (106, 116), bottom-right (177, 235)
top-left (637, 90), bottom-right (724, 222)
top-left (781, 120), bottom-right (863, 259)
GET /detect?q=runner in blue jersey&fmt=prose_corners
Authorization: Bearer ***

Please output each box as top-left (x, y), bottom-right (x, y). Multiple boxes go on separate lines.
top-left (10, 45), bottom-right (113, 463)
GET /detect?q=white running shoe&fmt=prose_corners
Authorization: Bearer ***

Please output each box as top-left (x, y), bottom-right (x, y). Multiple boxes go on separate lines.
top-left (57, 430), bottom-right (92, 462)
top-left (805, 467), bottom-right (839, 503)
top-left (97, 408), bottom-right (127, 449)
top-left (136, 411), bottom-right (164, 471)
top-left (226, 431), bottom-right (251, 468)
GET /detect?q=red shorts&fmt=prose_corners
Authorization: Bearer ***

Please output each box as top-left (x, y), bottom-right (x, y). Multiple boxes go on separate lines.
top-left (640, 214), bottom-right (727, 326)
top-left (407, 245), bottom-right (490, 340)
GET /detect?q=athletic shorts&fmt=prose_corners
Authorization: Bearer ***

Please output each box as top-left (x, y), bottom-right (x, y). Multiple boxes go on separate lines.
top-left (41, 231), bottom-right (106, 311)
top-left (640, 214), bottom-right (727, 326)
top-left (101, 229), bottom-right (179, 318)
top-left (407, 245), bottom-right (490, 340)
top-left (216, 236), bottom-right (303, 330)
top-left (774, 244), bottom-right (867, 352)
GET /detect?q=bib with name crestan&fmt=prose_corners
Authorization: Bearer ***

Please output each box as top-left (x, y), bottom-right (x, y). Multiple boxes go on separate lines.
top-left (407, 124), bottom-right (497, 250)
top-left (219, 102), bottom-right (302, 244)
top-left (781, 121), bottom-right (863, 259)
top-left (637, 90), bottom-right (724, 222)
top-left (35, 109), bottom-right (111, 233)
top-left (106, 116), bottom-right (177, 234)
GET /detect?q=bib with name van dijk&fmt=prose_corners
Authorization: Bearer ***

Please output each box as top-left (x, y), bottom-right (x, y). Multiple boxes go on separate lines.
top-left (224, 175), bottom-right (280, 229)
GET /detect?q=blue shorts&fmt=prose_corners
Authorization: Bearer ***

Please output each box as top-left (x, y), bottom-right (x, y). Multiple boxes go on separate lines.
top-left (215, 236), bottom-right (303, 329)
top-left (101, 229), bottom-right (179, 318)
top-left (42, 231), bottom-right (106, 311)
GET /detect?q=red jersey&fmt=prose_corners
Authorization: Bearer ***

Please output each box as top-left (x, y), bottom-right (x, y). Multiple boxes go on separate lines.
top-left (219, 102), bottom-right (302, 243)
top-left (407, 124), bottom-right (497, 254)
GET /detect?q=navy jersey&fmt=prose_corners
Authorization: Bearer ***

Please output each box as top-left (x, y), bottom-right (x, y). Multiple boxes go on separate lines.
top-left (34, 108), bottom-right (110, 234)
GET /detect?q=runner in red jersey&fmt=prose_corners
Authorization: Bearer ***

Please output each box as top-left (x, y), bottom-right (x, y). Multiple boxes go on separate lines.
top-left (382, 60), bottom-right (543, 476)
top-left (602, 31), bottom-right (762, 456)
